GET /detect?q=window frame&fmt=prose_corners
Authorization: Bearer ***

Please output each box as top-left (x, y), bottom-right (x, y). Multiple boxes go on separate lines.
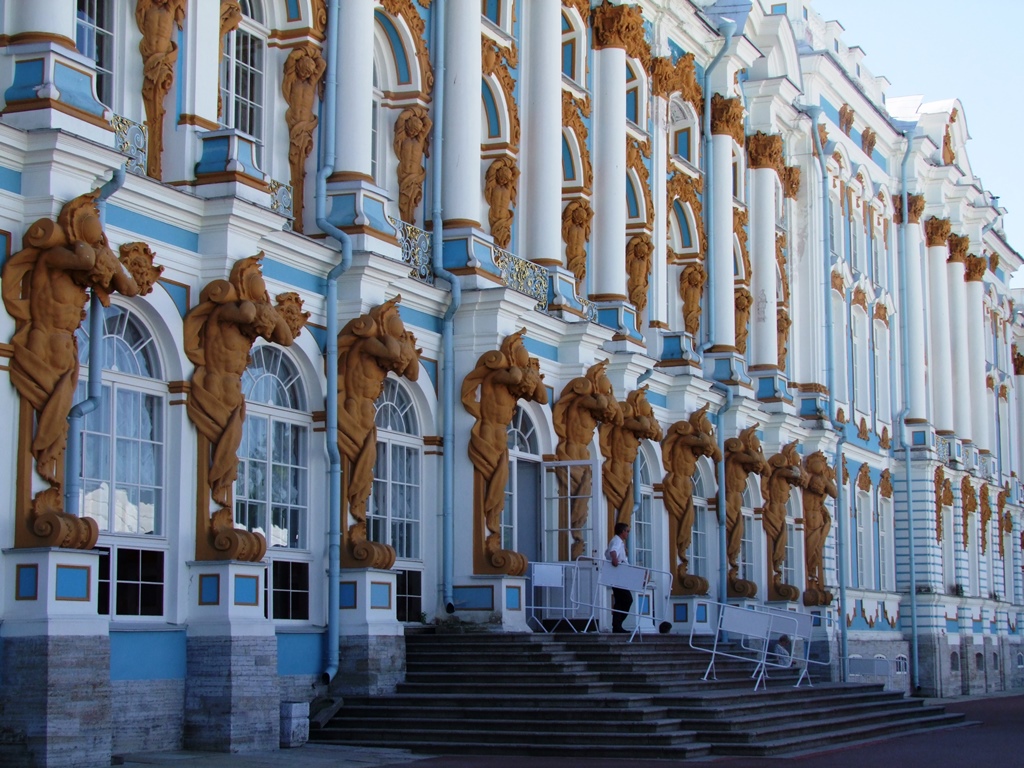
top-left (220, 4), bottom-right (269, 163)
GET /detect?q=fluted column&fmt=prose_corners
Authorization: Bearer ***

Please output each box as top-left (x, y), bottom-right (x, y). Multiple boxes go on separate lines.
top-left (925, 217), bottom-right (954, 433)
top-left (948, 234), bottom-right (972, 441)
top-left (966, 255), bottom-right (990, 451)
top-left (748, 132), bottom-right (782, 368)
top-left (443, 0), bottom-right (482, 225)
top-left (522, 0), bottom-right (562, 264)
top-left (590, 4), bottom-right (629, 300)
top-left (710, 95), bottom-right (744, 349)
top-left (335, 0), bottom-right (375, 179)
top-left (899, 194), bottom-right (927, 421)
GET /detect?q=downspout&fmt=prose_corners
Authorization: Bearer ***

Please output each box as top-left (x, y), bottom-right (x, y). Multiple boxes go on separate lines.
top-left (807, 105), bottom-right (849, 677)
top-left (431, 0), bottom-right (460, 614)
top-left (698, 18), bottom-right (736, 354)
top-left (317, 0), bottom-right (351, 684)
top-left (897, 132), bottom-right (920, 691)
top-left (632, 369), bottom-right (655, 525)
top-left (64, 167), bottom-right (126, 516)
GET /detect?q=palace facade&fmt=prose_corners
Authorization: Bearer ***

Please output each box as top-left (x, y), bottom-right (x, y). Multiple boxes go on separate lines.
top-left (0, 1), bottom-right (1021, 765)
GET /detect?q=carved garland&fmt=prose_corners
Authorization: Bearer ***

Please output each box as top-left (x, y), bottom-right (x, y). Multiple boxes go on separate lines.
top-left (136, 0), bottom-right (188, 179)
top-left (562, 91), bottom-right (594, 194)
top-left (380, 0), bottom-right (435, 98)
top-left (482, 36), bottom-right (520, 149)
top-left (935, 466), bottom-right (945, 543)
top-left (782, 165), bottom-right (801, 199)
top-left (281, 42), bottom-right (327, 234)
top-left (667, 172), bottom-right (705, 258)
top-left (650, 53), bottom-right (702, 113)
top-left (776, 233), bottom-right (790, 306)
top-left (962, 475), bottom-right (976, 549)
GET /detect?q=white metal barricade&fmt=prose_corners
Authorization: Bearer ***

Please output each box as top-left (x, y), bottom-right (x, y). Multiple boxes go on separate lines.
top-left (525, 561), bottom-right (579, 632)
top-left (570, 557), bottom-right (672, 641)
top-left (845, 655), bottom-right (908, 691)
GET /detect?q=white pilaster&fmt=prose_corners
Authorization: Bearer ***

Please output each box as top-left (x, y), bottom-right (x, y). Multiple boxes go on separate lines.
top-left (591, 45), bottom-right (627, 299)
top-left (966, 277), bottom-right (989, 452)
top-left (442, 0), bottom-right (482, 225)
top-left (904, 220), bottom-right (927, 421)
top-left (335, 0), bottom-right (375, 178)
top-left (649, 94), bottom-right (669, 331)
top-left (928, 244), bottom-right (954, 432)
top-left (949, 259), bottom-right (972, 441)
top-left (522, 0), bottom-right (562, 264)
top-left (750, 167), bottom-right (778, 367)
top-left (711, 133), bottom-right (735, 347)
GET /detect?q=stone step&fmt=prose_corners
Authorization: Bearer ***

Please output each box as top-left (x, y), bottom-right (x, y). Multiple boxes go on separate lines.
top-left (335, 702), bottom-right (674, 723)
top-left (677, 690), bottom-right (920, 725)
top-left (395, 679), bottom-right (617, 696)
top-left (320, 714), bottom-right (689, 737)
top-left (312, 736), bottom-right (713, 760)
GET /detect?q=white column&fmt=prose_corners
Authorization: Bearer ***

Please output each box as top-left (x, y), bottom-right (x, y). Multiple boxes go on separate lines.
top-left (522, 0), bottom-right (561, 264)
top-left (591, 45), bottom-right (627, 299)
top-left (649, 91), bottom-right (669, 329)
top-left (903, 211), bottom-right (927, 421)
top-left (750, 166), bottom-right (778, 367)
top-left (1015, 374), bottom-right (1024, 477)
top-left (966, 265), bottom-right (990, 451)
top-left (442, 0), bottom-right (482, 225)
top-left (334, 0), bottom-right (375, 178)
top-left (948, 248), bottom-right (972, 441)
top-left (10, 0), bottom-right (76, 42)
top-left (926, 220), bottom-right (953, 432)
top-left (711, 133), bottom-right (735, 347)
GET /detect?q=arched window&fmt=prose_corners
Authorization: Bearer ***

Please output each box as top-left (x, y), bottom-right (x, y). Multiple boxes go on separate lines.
top-left (852, 306), bottom-right (870, 412)
top-left (371, 378), bottom-right (423, 621)
top-left (874, 319), bottom-right (891, 421)
top-left (689, 471), bottom-right (710, 580)
top-left (740, 487), bottom-right (755, 583)
top-left (75, 304), bottom-right (166, 617)
top-left (669, 99), bottom-right (698, 165)
top-left (371, 61), bottom-right (383, 185)
top-left (832, 290), bottom-right (848, 407)
top-left (561, 10), bottom-right (585, 85)
top-left (76, 0), bottom-right (114, 107)
top-left (626, 62), bottom-right (641, 126)
top-left (877, 495), bottom-right (892, 591)
top-left (220, 0), bottom-right (267, 162)
top-left (632, 453), bottom-right (654, 569)
top-left (504, 405), bottom-right (541, 557)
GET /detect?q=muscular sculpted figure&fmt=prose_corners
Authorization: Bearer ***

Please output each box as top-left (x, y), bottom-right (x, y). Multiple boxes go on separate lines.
top-left (553, 361), bottom-right (623, 560)
top-left (600, 386), bottom-right (662, 529)
top-left (135, 0), bottom-right (187, 178)
top-left (282, 42), bottom-right (326, 232)
top-left (184, 255), bottom-right (307, 561)
top-left (723, 424), bottom-right (768, 594)
top-left (461, 329), bottom-right (547, 575)
top-left (802, 450), bottom-right (838, 605)
top-left (759, 440), bottom-right (805, 600)
top-left (337, 297), bottom-right (420, 569)
top-left (393, 106), bottom-right (432, 224)
top-left (661, 403), bottom-right (720, 593)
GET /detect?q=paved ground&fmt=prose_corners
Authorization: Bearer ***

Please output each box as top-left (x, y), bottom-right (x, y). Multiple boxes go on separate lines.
top-left (120, 691), bottom-right (1024, 768)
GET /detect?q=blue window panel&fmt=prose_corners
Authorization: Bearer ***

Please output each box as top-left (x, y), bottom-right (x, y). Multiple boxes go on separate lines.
top-left (277, 632), bottom-right (325, 676)
top-left (674, 603), bottom-right (688, 623)
top-left (562, 39), bottom-right (575, 79)
top-left (374, 13), bottom-right (411, 84)
top-left (696, 603), bottom-right (708, 623)
top-left (770, 3), bottom-right (787, 14)
top-left (626, 89), bottom-right (639, 124)
top-left (505, 585), bottom-right (521, 611)
top-left (370, 581), bottom-right (391, 609)
top-left (482, 81), bottom-right (500, 139)
top-left (674, 201), bottom-right (692, 248)
top-left (199, 574), bottom-right (220, 605)
top-left (452, 585), bottom-right (493, 610)
top-left (234, 574), bottom-right (259, 606)
top-left (674, 128), bottom-right (691, 161)
top-left (0, 165), bottom-right (22, 195)
top-left (16, 564), bottom-right (38, 600)
top-left (626, 179), bottom-right (640, 219)
top-left (55, 565), bottom-right (90, 601)
top-left (562, 135), bottom-right (576, 182)
top-left (110, 630), bottom-right (186, 680)
top-left (483, 0), bottom-right (500, 24)
top-left (339, 581), bottom-right (357, 609)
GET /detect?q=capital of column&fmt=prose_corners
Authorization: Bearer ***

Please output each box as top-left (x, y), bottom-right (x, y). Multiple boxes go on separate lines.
top-left (894, 193), bottom-right (925, 224)
top-left (948, 233), bottom-right (970, 263)
top-left (925, 217), bottom-right (951, 247)
top-left (965, 255), bottom-right (987, 282)
top-left (710, 94), bottom-right (744, 144)
top-left (746, 132), bottom-right (783, 175)
top-left (591, 1), bottom-right (647, 61)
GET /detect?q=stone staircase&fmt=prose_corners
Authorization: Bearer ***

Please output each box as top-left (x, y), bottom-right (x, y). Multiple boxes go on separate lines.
top-left (310, 630), bottom-right (967, 759)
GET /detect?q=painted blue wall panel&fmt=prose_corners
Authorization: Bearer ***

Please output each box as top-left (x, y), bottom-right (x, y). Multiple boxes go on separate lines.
top-left (106, 205), bottom-right (199, 252)
top-left (277, 632), bottom-right (324, 676)
top-left (110, 630), bottom-right (186, 681)
top-left (523, 336), bottom-right (558, 362)
top-left (261, 257), bottom-right (325, 296)
top-left (0, 165), bottom-right (22, 195)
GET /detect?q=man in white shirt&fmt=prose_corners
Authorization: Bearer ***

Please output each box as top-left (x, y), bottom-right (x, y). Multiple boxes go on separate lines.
top-left (605, 522), bottom-right (632, 633)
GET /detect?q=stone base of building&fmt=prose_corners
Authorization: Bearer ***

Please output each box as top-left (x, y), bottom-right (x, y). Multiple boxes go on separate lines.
top-left (0, 634), bottom-right (112, 768)
top-left (333, 634), bottom-right (406, 696)
top-left (184, 634), bottom-right (279, 752)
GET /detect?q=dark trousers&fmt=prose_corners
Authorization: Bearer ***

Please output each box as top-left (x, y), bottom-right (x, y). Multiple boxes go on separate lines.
top-left (611, 587), bottom-right (633, 632)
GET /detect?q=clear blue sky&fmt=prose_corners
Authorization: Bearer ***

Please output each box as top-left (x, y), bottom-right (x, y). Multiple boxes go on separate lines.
top-left (811, 0), bottom-right (1023, 266)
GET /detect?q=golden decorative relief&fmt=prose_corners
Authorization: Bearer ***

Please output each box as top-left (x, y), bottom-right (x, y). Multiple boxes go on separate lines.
top-left (782, 165), bottom-right (801, 199)
top-left (651, 53), bottom-right (702, 110)
top-left (1000, 384), bottom-right (1009, 400)
top-left (710, 93), bottom-right (744, 144)
top-left (184, 255), bottom-right (308, 562)
top-left (663, 404), bottom-right (720, 595)
top-left (1014, 347), bottom-right (1024, 376)
top-left (563, 0), bottom-right (590, 19)
top-left (734, 207), bottom-right (750, 285)
top-left (136, 0), bottom-right (188, 179)
top-left (980, 485), bottom-right (992, 554)
top-left (667, 172), bottom-right (705, 257)
top-left (942, 111), bottom-right (958, 166)
top-left (803, 451), bottom-right (837, 606)
top-left (838, 103), bottom-right (855, 135)
top-left (591, 1), bottom-right (649, 67)
top-left (380, 0), bottom-right (435, 97)
top-left (311, 0), bottom-right (327, 35)
top-left (553, 361), bottom-right (623, 560)
top-left (777, 307), bottom-right (791, 370)
top-left (282, 42), bottom-right (326, 234)
top-left (935, 466), bottom-right (945, 543)
top-left (893, 194), bottom-right (925, 225)
top-left (746, 132), bottom-right (783, 175)
top-left (482, 36), bottom-right (520, 148)
top-left (947, 233), bottom-right (969, 263)
top-left (3, 191), bottom-right (163, 550)
top-left (759, 441), bottom-right (803, 602)
top-left (393, 105), bottom-right (432, 224)
top-left (852, 286), bottom-right (867, 310)
top-left (879, 426), bottom-right (891, 449)
top-left (1000, 511), bottom-right (1011, 559)
top-left (812, 123), bottom-right (829, 157)
top-left (734, 286), bottom-right (753, 354)
top-left (861, 127), bottom-right (877, 155)
top-left (336, 297), bottom-right (420, 569)
top-left (680, 263), bottom-right (707, 335)
top-left (776, 233), bottom-right (790, 306)
top-left (842, 453), bottom-right (849, 485)
top-left (484, 156), bottom-right (519, 249)
top-left (600, 387), bottom-right (663, 530)
top-left (925, 217), bottom-right (951, 248)
top-left (965, 255), bottom-right (987, 282)
top-left (989, 252), bottom-right (1000, 273)
top-left (562, 199), bottom-right (593, 289)
top-left (857, 418), bottom-right (870, 442)
top-left (831, 270), bottom-right (845, 294)
top-left (961, 475), bottom-right (976, 549)
top-left (880, 468), bottom-right (893, 499)
top-left (627, 137), bottom-right (654, 226)
top-left (873, 303), bottom-right (889, 326)
top-left (462, 329), bottom-right (547, 576)
top-left (836, 407), bottom-right (846, 424)
top-left (725, 425), bottom-right (768, 598)
top-left (626, 233), bottom-right (653, 316)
